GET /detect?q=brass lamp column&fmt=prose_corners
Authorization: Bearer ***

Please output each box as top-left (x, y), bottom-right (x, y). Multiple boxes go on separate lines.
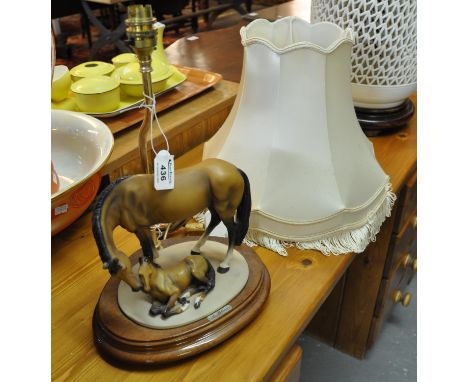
top-left (125, 4), bottom-right (157, 174)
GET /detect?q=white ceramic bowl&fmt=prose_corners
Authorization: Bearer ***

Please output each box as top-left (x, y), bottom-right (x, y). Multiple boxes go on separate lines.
top-left (51, 110), bottom-right (114, 235)
top-left (352, 83), bottom-right (417, 109)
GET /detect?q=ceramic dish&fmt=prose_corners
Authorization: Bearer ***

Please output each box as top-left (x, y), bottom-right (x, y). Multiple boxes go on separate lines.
top-left (112, 53), bottom-right (138, 68)
top-left (71, 76), bottom-right (120, 113)
top-left (70, 61), bottom-right (115, 81)
top-left (151, 22), bottom-right (169, 65)
top-left (52, 65), bottom-right (187, 118)
top-left (113, 62), bottom-right (174, 97)
top-left (51, 110), bottom-right (114, 235)
top-left (51, 65), bottom-right (72, 102)
top-left (351, 83), bottom-right (417, 109)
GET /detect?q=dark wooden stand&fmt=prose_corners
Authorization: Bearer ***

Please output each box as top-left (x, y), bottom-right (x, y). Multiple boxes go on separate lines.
top-left (93, 237), bottom-right (270, 367)
top-left (355, 98), bottom-right (415, 137)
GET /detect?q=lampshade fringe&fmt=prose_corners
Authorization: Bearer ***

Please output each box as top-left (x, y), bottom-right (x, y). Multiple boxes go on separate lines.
top-left (193, 211), bottom-right (207, 224)
top-left (244, 183), bottom-right (397, 256)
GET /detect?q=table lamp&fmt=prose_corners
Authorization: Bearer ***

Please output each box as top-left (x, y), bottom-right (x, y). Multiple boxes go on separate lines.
top-left (203, 17), bottom-right (396, 256)
top-left (311, 0), bottom-right (417, 135)
top-left (125, 4), bottom-right (157, 173)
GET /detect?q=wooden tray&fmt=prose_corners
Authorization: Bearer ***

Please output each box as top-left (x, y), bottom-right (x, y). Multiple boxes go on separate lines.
top-left (104, 65), bottom-right (222, 134)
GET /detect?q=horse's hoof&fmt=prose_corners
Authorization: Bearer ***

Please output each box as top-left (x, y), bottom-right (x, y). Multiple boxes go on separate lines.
top-left (217, 266), bottom-right (229, 274)
top-left (131, 286), bottom-right (141, 292)
top-left (149, 309), bottom-right (159, 317)
top-left (178, 297), bottom-right (189, 305)
top-left (194, 296), bottom-right (203, 309)
top-left (191, 250), bottom-right (201, 255)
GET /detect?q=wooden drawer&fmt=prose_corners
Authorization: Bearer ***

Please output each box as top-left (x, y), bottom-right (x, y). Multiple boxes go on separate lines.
top-left (368, 255), bottom-right (416, 348)
top-left (368, 215), bottom-right (417, 348)
top-left (374, 254), bottom-right (416, 319)
top-left (383, 211), bottom-right (417, 278)
top-left (394, 171), bottom-right (417, 234)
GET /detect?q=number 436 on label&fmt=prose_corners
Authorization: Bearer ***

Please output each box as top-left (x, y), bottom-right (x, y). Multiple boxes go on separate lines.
top-left (154, 150), bottom-right (174, 190)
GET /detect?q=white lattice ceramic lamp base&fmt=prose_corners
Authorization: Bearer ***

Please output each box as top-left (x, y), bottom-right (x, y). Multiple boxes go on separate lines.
top-left (311, 0), bottom-right (417, 108)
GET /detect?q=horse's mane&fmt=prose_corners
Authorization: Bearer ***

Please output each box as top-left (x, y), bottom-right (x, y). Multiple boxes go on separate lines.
top-left (93, 176), bottom-right (130, 215)
top-left (92, 176), bottom-right (130, 273)
top-left (140, 256), bottom-right (161, 268)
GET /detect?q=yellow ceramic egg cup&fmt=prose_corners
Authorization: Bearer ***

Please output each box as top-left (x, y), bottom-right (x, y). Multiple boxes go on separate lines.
top-left (52, 65), bottom-right (187, 118)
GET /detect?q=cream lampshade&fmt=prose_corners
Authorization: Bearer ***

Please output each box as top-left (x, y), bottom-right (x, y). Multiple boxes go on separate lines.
top-left (203, 17), bottom-right (396, 256)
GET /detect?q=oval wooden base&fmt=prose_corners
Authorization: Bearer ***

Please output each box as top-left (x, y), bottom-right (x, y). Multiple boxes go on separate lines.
top-left (93, 237), bottom-right (270, 367)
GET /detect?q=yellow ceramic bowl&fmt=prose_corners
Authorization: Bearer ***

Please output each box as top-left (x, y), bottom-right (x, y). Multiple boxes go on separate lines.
top-left (112, 53), bottom-right (138, 68)
top-left (112, 62), bottom-right (173, 97)
top-left (71, 76), bottom-right (120, 113)
top-left (70, 61), bottom-right (115, 81)
top-left (51, 65), bottom-right (72, 102)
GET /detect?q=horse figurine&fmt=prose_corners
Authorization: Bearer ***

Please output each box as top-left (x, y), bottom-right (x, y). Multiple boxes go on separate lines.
top-left (138, 255), bottom-right (215, 318)
top-left (92, 158), bottom-right (251, 292)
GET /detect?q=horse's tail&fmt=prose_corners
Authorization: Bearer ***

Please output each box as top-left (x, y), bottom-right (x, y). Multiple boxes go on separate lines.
top-left (205, 257), bottom-right (216, 292)
top-left (91, 176), bottom-right (129, 275)
top-left (235, 168), bottom-right (252, 246)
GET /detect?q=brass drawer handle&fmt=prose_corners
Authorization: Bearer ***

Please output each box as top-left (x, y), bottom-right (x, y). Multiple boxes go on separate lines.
top-left (412, 216), bottom-right (417, 230)
top-left (403, 254), bottom-right (417, 272)
top-left (393, 290), bottom-right (412, 307)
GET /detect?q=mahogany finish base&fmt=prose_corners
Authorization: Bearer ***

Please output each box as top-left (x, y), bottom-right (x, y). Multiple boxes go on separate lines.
top-left (356, 98), bottom-right (415, 137)
top-left (93, 237), bottom-right (270, 368)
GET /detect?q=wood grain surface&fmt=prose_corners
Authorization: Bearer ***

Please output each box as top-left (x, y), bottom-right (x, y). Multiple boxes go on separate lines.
top-left (305, 275), bottom-right (346, 346)
top-left (333, 208), bottom-right (397, 359)
top-left (166, 23), bottom-right (246, 83)
top-left (268, 345), bottom-right (303, 382)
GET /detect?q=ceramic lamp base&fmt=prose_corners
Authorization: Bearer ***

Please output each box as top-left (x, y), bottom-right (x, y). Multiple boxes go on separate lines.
top-left (355, 98), bottom-right (415, 137)
top-left (93, 237), bottom-right (270, 367)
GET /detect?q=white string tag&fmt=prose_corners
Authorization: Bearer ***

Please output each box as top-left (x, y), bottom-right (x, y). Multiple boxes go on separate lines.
top-left (154, 149), bottom-right (174, 190)
top-left (128, 91), bottom-right (174, 190)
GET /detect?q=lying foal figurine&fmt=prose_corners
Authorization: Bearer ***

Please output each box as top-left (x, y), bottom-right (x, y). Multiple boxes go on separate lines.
top-left (138, 255), bottom-right (215, 318)
top-left (92, 158), bottom-right (251, 292)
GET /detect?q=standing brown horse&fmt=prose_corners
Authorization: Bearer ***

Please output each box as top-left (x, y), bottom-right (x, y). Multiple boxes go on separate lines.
top-left (92, 159), bottom-right (251, 291)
